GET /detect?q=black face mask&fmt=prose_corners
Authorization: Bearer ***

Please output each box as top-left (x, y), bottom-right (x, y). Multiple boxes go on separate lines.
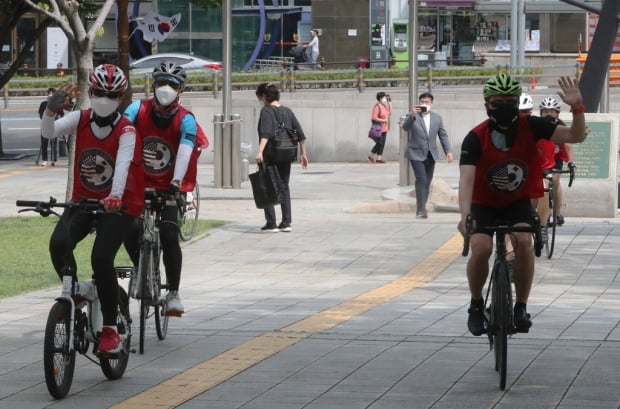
top-left (542, 114), bottom-right (559, 124)
top-left (487, 101), bottom-right (519, 128)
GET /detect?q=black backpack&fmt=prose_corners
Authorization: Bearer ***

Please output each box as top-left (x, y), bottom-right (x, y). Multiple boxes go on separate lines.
top-left (264, 106), bottom-right (299, 164)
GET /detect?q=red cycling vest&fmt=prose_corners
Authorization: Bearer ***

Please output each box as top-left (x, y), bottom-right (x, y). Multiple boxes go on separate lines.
top-left (537, 139), bottom-right (557, 170)
top-left (471, 115), bottom-right (543, 207)
top-left (74, 110), bottom-right (144, 217)
top-left (136, 99), bottom-right (207, 192)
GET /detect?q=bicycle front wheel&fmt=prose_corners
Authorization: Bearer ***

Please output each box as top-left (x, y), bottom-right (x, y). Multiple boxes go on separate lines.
top-left (546, 187), bottom-right (557, 259)
top-left (100, 287), bottom-right (131, 380)
top-left (43, 301), bottom-right (76, 399)
top-left (491, 260), bottom-right (510, 390)
top-left (179, 184), bottom-right (200, 241)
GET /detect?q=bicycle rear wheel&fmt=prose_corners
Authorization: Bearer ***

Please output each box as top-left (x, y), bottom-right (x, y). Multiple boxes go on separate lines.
top-left (546, 187), bottom-right (557, 259)
top-left (179, 184), bottom-right (200, 241)
top-left (100, 287), bottom-right (131, 379)
top-left (43, 301), bottom-right (76, 399)
top-left (491, 260), bottom-right (510, 390)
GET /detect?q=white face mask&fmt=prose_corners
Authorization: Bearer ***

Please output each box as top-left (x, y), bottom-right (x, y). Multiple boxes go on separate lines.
top-left (381, 97), bottom-right (388, 104)
top-left (155, 85), bottom-right (179, 107)
top-left (91, 97), bottom-right (120, 117)
top-left (420, 104), bottom-right (431, 113)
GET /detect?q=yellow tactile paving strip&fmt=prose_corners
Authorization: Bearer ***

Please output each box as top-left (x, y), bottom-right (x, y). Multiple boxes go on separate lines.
top-left (110, 233), bottom-right (463, 409)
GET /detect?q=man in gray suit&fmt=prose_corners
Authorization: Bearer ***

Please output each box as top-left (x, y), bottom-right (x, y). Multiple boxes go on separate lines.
top-left (402, 93), bottom-right (453, 218)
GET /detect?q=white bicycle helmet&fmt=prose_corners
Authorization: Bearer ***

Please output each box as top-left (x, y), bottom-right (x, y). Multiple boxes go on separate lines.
top-left (519, 93), bottom-right (533, 111)
top-left (88, 64), bottom-right (128, 93)
top-left (539, 97), bottom-right (562, 112)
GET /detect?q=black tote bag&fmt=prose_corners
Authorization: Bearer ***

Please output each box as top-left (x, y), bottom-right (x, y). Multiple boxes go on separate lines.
top-left (249, 163), bottom-right (285, 209)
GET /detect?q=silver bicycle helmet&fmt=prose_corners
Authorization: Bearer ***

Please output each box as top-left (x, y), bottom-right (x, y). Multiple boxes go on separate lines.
top-left (539, 97), bottom-right (562, 112)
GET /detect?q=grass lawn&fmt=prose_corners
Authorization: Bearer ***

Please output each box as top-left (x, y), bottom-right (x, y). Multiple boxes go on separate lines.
top-left (0, 216), bottom-right (226, 299)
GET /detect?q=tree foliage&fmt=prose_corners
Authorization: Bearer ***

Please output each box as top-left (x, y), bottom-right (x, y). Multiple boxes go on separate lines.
top-left (0, 0), bottom-right (53, 89)
top-left (21, 0), bottom-right (116, 109)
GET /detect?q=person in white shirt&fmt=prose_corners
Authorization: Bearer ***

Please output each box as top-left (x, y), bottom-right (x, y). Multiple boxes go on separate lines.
top-left (307, 29), bottom-right (320, 67)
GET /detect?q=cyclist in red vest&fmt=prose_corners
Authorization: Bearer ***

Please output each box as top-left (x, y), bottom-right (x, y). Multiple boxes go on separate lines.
top-left (123, 62), bottom-right (198, 316)
top-left (458, 74), bottom-right (587, 336)
top-left (536, 97), bottom-right (575, 227)
top-left (41, 64), bottom-right (144, 354)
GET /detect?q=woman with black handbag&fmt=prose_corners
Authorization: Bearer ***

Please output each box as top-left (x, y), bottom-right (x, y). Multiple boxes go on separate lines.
top-left (255, 83), bottom-right (309, 232)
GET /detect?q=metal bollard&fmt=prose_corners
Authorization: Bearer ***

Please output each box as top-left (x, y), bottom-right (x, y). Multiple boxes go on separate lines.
top-left (212, 71), bottom-right (220, 99)
top-left (288, 67), bottom-right (295, 92)
top-left (357, 67), bottom-right (365, 93)
top-left (213, 113), bottom-right (224, 188)
top-left (230, 113), bottom-right (241, 189)
top-left (240, 143), bottom-right (252, 182)
top-left (3, 85), bottom-right (8, 109)
top-left (426, 65), bottom-right (433, 93)
top-left (144, 74), bottom-right (151, 99)
top-left (280, 69), bottom-right (287, 91)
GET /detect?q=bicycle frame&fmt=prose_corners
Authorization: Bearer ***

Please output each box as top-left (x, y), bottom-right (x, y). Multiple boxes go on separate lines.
top-left (463, 215), bottom-right (541, 390)
top-left (129, 189), bottom-right (179, 354)
top-left (15, 197), bottom-right (133, 399)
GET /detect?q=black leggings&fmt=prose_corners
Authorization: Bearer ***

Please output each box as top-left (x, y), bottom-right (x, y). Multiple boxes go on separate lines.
top-left (49, 208), bottom-right (134, 326)
top-left (124, 203), bottom-right (182, 292)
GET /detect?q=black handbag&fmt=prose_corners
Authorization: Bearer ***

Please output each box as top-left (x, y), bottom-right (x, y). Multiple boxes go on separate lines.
top-left (249, 163), bottom-right (285, 209)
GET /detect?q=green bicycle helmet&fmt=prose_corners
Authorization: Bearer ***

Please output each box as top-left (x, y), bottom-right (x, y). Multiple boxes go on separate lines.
top-left (483, 74), bottom-right (522, 100)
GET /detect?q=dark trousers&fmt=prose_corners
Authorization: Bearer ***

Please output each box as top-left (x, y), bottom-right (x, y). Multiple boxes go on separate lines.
top-left (40, 136), bottom-right (57, 162)
top-left (410, 152), bottom-right (436, 213)
top-left (49, 208), bottom-right (134, 326)
top-left (264, 161), bottom-right (292, 225)
top-left (124, 202), bottom-right (183, 292)
top-left (371, 132), bottom-right (387, 155)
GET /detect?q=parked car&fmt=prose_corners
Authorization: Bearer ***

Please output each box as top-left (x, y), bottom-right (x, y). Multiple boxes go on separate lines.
top-left (129, 53), bottom-right (222, 74)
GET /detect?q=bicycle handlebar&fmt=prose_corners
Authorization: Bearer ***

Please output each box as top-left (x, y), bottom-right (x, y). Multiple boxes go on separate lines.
top-left (547, 164), bottom-right (576, 188)
top-left (16, 198), bottom-right (104, 217)
top-left (461, 214), bottom-right (543, 258)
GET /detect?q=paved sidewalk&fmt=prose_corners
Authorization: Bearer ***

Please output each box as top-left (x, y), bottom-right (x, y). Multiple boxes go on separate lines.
top-left (1, 159), bottom-right (620, 409)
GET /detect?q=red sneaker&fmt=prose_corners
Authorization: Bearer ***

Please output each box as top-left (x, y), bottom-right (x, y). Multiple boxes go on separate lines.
top-left (98, 327), bottom-right (122, 354)
top-left (367, 155), bottom-right (376, 164)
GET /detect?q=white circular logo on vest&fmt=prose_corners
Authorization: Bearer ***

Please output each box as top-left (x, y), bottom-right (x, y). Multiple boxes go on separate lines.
top-left (79, 149), bottom-right (114, 192)
top-left (143, 136), bottom-right (173, 174)
top-left (487, 160), bottom-right (527, 192)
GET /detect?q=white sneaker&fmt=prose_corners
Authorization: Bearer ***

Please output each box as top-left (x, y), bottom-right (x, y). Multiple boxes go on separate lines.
top-left (166, 291), bottom-right (184, 316)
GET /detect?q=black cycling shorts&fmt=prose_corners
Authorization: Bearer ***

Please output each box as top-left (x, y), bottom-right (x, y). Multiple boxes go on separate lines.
top-left (471, 199), bottom-right (535, 236)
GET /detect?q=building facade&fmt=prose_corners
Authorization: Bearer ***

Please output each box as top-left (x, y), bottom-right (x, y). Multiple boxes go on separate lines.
top-left (1, 0), bottom-right (613, 75)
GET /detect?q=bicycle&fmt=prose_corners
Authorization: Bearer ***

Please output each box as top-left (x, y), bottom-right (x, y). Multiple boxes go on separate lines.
top-left (15, 198), bottom-right (132, 399)
top-left (129, 188), bottom-right (184, 354)
top-left (540, 163), bottom-right (576, 259)
top-left (179, 183), bottom-right (200, 241)
top-left (462, 214), bottom-right (542, 390)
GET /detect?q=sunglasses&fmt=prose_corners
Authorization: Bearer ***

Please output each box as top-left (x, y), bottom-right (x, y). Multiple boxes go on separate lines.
top-left (91, 89), bottom-right (122, 99)
top-left (488, 99), bottom-right (519, 109)
top-left (154, 79), bottom-right (182, 90)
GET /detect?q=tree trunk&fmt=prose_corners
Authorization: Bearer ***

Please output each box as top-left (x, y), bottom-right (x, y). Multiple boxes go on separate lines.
top-left (64, 42), bottom-right (94, 200)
